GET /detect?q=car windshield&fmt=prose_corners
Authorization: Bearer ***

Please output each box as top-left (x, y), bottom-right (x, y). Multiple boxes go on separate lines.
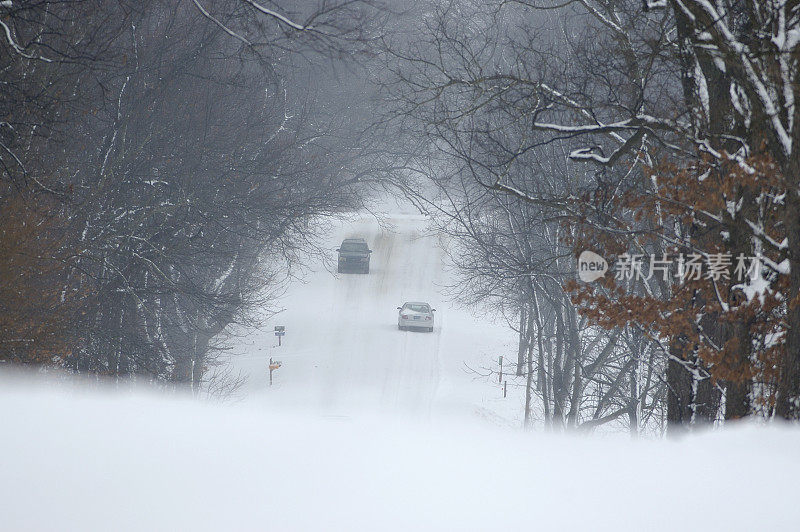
top-left (405, 304), bottom-right (429, 313)
top-left (341, 241), bottom-right (368, 252)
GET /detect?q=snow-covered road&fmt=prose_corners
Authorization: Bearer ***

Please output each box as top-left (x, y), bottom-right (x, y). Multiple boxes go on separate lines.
top-left (230, 205), bottom-right (519, 423)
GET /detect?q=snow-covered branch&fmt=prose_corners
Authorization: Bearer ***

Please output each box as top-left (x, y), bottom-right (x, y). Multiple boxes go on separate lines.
top-left (243, 0), bottom-right (313, 31)
top-left (0, 17), bottom-right (52, 61)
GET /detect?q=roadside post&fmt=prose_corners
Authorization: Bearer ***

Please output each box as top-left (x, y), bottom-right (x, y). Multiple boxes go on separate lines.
top-left (274, 325), bottom-right (285, 346)
top-left (498, 355), bottom-right (503, 383)
top-left (269, 357), bottom-right (282, 385)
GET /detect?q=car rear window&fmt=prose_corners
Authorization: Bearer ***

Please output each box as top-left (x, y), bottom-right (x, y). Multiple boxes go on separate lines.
top-left (341, 241), bottom-right (368, 252)
top-left (405, 304), bottom-right (430, 312)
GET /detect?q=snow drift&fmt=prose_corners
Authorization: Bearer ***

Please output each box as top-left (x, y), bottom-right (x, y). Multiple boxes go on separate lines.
top-left (1, 376), bottom-right (798, 531)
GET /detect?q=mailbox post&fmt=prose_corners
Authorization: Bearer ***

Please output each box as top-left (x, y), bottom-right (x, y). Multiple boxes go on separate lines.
top-left (269, 357), bottom-right (282, 385)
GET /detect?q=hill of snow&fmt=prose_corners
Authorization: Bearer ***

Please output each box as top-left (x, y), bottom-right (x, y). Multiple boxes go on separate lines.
top-left (2, 379), bottom-right (798, 531)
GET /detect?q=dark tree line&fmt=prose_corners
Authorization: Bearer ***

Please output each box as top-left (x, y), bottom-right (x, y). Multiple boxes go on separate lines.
top-left (1, 0), bottom-right (383, 388)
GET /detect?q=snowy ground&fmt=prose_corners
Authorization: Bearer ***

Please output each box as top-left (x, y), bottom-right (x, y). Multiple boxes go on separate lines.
top-left (3, 378), bottom-right (799, 531)
top-left (3, 200), bottom-right (800, 530)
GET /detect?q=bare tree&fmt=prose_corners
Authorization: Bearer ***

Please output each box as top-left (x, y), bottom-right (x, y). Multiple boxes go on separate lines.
top-left (1, 0), bottom-right (388, 386)
top-left (382, 0), bottom-right (800, 428)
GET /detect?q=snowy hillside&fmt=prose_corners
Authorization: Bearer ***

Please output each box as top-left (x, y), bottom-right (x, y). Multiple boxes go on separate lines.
top-left (2, 379), bottom-right (798, 531)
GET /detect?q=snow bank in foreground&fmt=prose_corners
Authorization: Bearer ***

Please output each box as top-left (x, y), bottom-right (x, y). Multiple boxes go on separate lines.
top-left (1, 377), bottom-right (797, 531)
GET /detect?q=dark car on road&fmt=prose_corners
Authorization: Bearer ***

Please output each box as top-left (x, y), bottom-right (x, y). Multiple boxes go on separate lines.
top-left (337, 238), bottom-right (372, 274)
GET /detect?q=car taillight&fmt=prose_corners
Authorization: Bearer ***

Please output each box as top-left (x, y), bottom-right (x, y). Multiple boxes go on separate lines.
top-left (402, 314), bottom-right (409, 319)
top-left (425, 316), bottom-right (431, 320)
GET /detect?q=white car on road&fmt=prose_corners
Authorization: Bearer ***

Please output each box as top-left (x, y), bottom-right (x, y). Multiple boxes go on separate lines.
top-left (397, 302), bottom-right (435, 332)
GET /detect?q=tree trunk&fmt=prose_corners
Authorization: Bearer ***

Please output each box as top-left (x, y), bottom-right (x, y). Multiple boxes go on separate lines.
top-left (693, 374), bottom-right (720, 423)
top-left (666, 350), bottom-right (693, 434)
top-left (565, 306), bottom-right (583, 428)
top-left (531, 289), bottom-right (550, 427)
top-left (517, 304), bottom-right (527, 376)
top-left (524, 331), bottom-right (534, 428)
top-left (552, 308), bottom-right (565, 429)
top-left (628, 367), bottom-right (639, 437)
top-left (725, 381), bottom-right (750, 420)
top-left (778, 172), bottom-right (800, 419)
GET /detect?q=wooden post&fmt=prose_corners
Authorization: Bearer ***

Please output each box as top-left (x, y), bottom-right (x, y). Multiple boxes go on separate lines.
top-left (503, 380), bottom-right (507, 398)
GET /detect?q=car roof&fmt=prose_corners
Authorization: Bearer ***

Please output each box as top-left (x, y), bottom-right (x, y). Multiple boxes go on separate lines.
top-left (404, 301), bottom-right (430, 306)
top-left (342, 238), bottom-right (367, 242)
